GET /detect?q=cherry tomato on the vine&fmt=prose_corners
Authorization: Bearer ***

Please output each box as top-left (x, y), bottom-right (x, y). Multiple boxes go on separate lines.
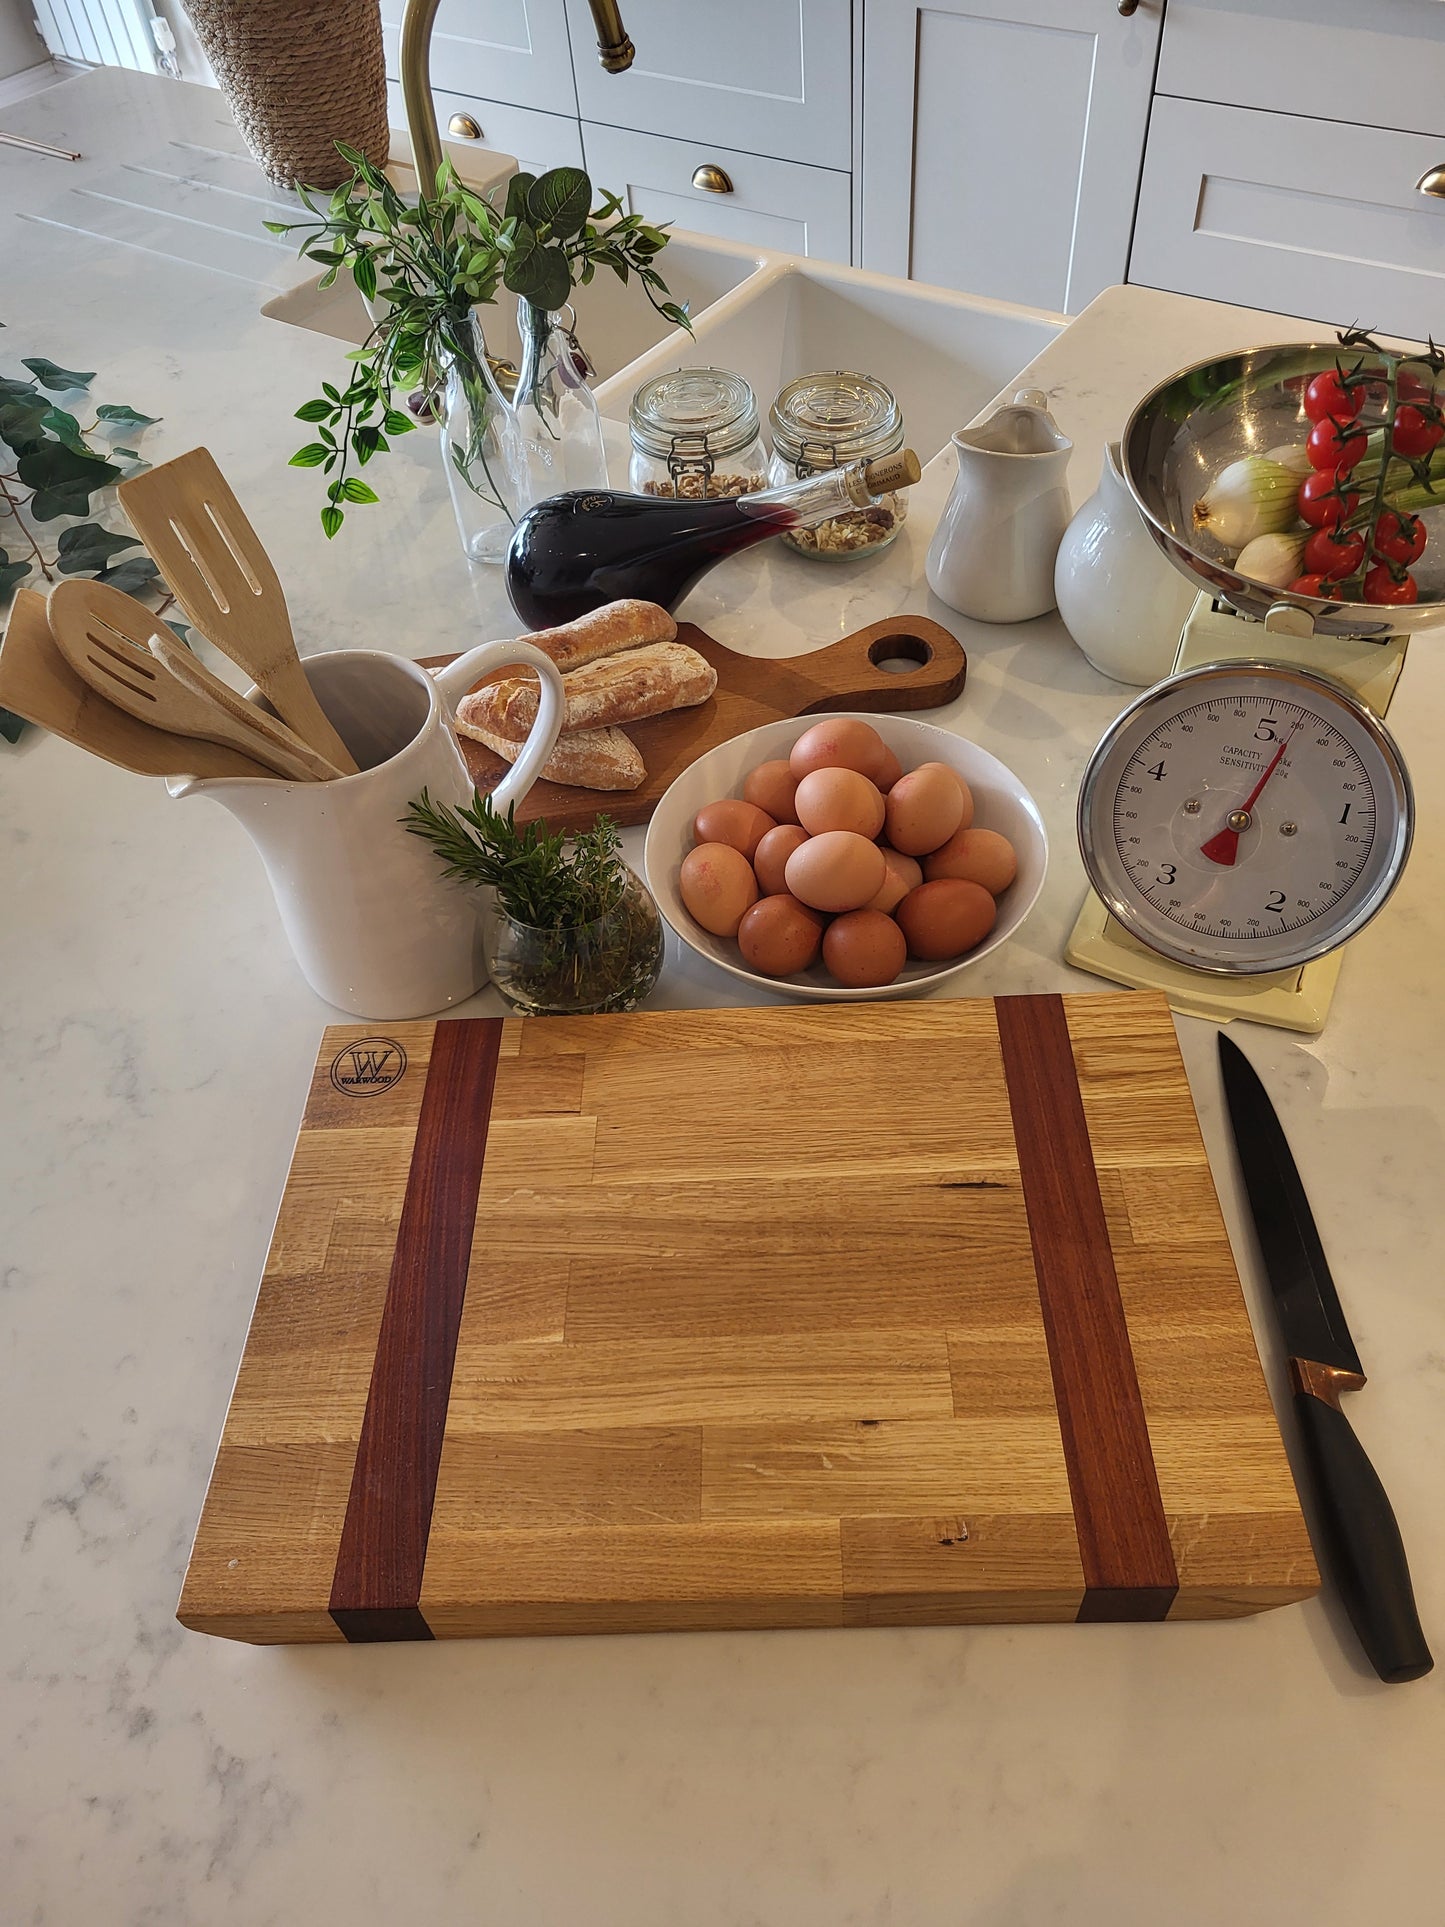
top-left (1303, 525), bottom-right (1366, 578)
top-left (1298, 469), bottom-right (1361, 528)
top-left (1392, 403), bottom-right (1444, 460)
top-left (1396, 370), bottom-right (1439, 406)
top-left (1304, 369), bottom-right (1363, 424)
top-left (1287, 574), bottom-right (1343, 599)
top-left (1372, 509), bottom-right (1427, 568)
top-left (1306, 416), bottom-right (1367, 472)
top-left (1363, 563), bottom-right (1419, 605)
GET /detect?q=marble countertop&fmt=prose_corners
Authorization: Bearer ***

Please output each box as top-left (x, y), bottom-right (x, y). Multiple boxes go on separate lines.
top-left (4, 68), bottom-right (1443, 1927)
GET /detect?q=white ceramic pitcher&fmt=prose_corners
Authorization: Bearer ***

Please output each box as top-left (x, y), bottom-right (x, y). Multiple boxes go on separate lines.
top-left (925, 389), bottom-right (1072, 623)
top-left (168, 642), bottom-right (564, 1019)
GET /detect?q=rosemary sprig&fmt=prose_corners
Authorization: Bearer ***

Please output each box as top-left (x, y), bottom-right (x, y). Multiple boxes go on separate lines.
top-left (403, 787), bottom-right (626, 928)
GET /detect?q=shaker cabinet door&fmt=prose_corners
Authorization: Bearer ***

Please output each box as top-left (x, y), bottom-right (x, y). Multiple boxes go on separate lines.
top-left (379, 0), bottom-right (578, 118)
top-left (861, 0), bottom-right (1160, 314)
top-left (567, 0), bottom-right (852, 170)
top-left (387, 82), bottom-right (584, 177)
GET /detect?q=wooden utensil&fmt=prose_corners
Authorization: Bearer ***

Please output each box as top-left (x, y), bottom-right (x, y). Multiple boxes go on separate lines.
top-left (145, 623), bottom-right (345, 781)
top-left (178, 994), bottom-right (1318, 1645)
top-left (117, 447), bottom-right (360, 774)
top-left (0, 588), bottom-right (276, 780)
top-left (422, 614), bottom-right (969, 834)
top-left (47, 580), bottom-right (332, 784)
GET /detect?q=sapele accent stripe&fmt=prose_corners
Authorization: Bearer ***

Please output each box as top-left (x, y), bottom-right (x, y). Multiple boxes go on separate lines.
top-left (994, 994), bottom-right (1178, 1622)
top-left (330, 1018), bottom-right (503, 1642)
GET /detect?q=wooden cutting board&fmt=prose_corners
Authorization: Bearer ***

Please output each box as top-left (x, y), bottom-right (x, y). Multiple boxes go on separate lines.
top-left (179, 994), bottom-right (1317, 1644)
top-left (420, 615), bottom-right (966, 834)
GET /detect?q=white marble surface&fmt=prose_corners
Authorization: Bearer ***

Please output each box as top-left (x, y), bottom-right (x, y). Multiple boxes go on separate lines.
top-left (4, 68), bottom-right (1444, 1927)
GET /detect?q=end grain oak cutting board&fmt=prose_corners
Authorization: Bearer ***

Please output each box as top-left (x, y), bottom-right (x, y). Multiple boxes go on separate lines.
top-left (179, 994), bottom-right (1318, 1643)
top-left (419, 615), bottom-right (966, 834)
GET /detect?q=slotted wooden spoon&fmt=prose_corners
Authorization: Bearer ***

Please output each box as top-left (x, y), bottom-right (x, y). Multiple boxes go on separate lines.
top-left (0, 588), bottom-right (277, 780)
top-left (118, 447), bottom-right (359, 774)
top-left (47, 579), bottom-right (335, 783)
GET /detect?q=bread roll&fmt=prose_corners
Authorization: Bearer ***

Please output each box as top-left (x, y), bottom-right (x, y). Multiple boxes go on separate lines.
top-left (461, 640), bottom-right (716, 741)
top-left (455, 714), bottom-right (646, 791)
top-left (519, 599), bottom-right (676, 674)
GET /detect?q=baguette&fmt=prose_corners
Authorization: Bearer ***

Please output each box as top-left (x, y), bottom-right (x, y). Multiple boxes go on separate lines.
top-left (456, 713), bottom-right (646, 791)
top-left (461, 640), bottom-right (717, 741)
top-left (518, 598), bottom-right (677, 673)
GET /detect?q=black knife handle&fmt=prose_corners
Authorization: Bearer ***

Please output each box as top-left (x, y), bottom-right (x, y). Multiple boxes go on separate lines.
top-left (1293, 1389), bottom-right (1433, 1683)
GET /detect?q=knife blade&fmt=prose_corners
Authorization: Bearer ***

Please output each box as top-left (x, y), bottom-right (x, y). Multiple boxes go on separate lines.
top-left (1218, 1033), bottom-right (1432, 1683)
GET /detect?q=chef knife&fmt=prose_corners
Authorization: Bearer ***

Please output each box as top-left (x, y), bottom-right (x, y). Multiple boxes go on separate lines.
top-left (1218, 1033), bottom-right (1432, 1683)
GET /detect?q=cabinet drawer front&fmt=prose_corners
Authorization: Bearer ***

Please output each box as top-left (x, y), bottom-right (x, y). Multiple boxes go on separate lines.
top-left (387, 82), bottom-right (584, 176)
top-left (581, 123), bottom-right (851, 262)
top-left (567, 0), bottom-right (851, 170)
top-left (1158, 0), bottom-right (1445, 140)
top-left (380, 0), bottom-right (577, 117)
top-left (1131, 97), bottom-right (1445, 344)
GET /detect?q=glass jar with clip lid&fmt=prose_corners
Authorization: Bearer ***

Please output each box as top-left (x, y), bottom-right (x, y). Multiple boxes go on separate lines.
top-left (768, 370), bottom-right (908, 558)
top-left (629, 367), bottom-right (770, 500)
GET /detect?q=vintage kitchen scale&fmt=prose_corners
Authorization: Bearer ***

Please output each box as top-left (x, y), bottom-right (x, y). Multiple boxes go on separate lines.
top-left (1066, 344), bottom-right (1433, 1032)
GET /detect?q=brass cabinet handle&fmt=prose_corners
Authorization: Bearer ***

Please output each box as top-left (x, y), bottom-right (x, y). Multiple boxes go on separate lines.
top-left (691, 163), bottom-right (733, 194)
top-left (1118, 0), bottom-right (1139, 12)
top-left (447, 112), bottom-right (482, 140)
top-left (1417, 165), bottom-right (1445, 198)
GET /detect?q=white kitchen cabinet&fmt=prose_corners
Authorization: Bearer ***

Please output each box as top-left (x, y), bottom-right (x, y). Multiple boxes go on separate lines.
top-left (1130, 96), bottom-right (1445, 344)
top-left (565, 0), bottom-right (852, 171)
top-left (379, 0), bottom-right (577, 118)
top-left (386, 80), bottom-right (584, 176)
top-left (861, 0), bottom-right (1161, 315)
top-left (581, 121), bottom-right (852, 261)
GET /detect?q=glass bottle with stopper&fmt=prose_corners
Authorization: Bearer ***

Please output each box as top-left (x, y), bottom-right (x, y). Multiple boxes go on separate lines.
top-left (504, 449), bottom-right (923, 627)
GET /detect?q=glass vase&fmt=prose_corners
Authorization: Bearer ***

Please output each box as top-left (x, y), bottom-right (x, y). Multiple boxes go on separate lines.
top-left (440, 313), bottom-right (521, 566)
top-left (481, 867), bottom-right (663, 1016)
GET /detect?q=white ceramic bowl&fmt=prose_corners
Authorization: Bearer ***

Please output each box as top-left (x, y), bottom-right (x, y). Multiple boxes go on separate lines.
top-left (643, 712), bottom-right (1048, 1001)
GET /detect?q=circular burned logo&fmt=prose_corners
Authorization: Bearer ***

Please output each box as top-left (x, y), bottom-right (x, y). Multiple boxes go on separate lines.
top-left (330, 1036), bottom-right (408, 1096)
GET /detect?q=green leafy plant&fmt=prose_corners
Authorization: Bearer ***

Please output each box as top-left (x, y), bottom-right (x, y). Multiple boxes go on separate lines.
top-left (0, 351), bottom-right (176, 743)
top-left (403, 788), bottom-right (662, 1014)
top-left (269, 149), bottom-right (691, 538)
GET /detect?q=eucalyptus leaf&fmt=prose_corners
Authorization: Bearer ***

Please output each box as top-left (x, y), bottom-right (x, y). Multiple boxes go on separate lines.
top-left (503, 172), bottom-right (537, 224)
top-left (55, 522), bottom-right (141, 574)
top-left (21, 357), bottom-right (94, 392)
top-left (527, 167), bottom-right (590, 240)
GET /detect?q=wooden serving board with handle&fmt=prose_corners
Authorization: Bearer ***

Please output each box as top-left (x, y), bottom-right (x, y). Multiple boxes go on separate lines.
top-left (179, 993), bottom-right (1317, 1644)
top-left (419, 614), bottom-right (966, 834)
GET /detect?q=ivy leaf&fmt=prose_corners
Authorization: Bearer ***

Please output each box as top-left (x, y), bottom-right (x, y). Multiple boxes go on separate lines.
top-left (56, 523), bottom-right (142, 574)
top-left (0, 395), bottom-right (47, 458)
top-left (0, 706), bottom-right (25, 744)
top-left (0, 549), bottom-right (33, 604)
top-left (164, 620), bottom-right (193, 648)
top-left (16, 439), bottom-right (122, 520)
top-left (21, 357), bottom-right (94, 392)
top-left (503, 172), bottom-right (537, 225)
top-left (40, 405), bottom-right (89, 454)
top-left (289, 443), bottom-right (331, 467)
top-left (340, 477), bottom-right (379, 504)
top-left (320, 504), bottom-right (344, 539)
top-left (527, 167), bottom-right (590, 240)
top-left (94, 403), bottom-right (158, 430)
top-left (98, 555), bottom-right (160, 595)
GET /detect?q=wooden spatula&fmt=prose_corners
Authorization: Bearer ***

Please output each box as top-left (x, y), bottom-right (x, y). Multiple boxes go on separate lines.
top-left (0, 587), bottom-right (277, 780)
top-left (117, 447), bottom-right (360, 774)
top-left (47, 579), bottom-right (332, 783)
top-left (144, 622), bottom-right (345, 781)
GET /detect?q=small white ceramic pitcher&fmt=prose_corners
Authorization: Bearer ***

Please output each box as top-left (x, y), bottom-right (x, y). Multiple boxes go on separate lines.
top-left (925, 389), bottom-right (1072, 623)
top-left (168, 642), bottom-right (564, 1019)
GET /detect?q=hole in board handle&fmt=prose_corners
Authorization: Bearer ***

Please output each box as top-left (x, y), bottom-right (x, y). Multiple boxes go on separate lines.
top-left (867, 631), bottom-right (934, 676)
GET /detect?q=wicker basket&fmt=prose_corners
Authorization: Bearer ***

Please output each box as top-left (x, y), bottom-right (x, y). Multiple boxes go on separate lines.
top-left (185, 0), bottom-right (390, 191)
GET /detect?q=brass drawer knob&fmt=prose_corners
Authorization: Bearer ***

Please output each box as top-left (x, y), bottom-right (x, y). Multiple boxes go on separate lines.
top-left (447, 113), bottom-right (482, 140)
top-left (691, 163), bottom-right (733, 194)
top-left (1118, 0), bottom-right (1139, 12)
top-left (1417, 165), bottom-right (1445, 198)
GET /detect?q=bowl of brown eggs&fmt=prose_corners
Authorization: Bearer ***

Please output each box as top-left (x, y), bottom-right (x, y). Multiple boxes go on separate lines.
top-left (643, 711), bottom-right (1048, 1000)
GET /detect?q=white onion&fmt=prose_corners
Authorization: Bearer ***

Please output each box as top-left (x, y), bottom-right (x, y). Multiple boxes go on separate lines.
top-left (1235, 531), bottom-right (1307, 589)
top-left (1264, 441), bottom-right (1314, 479)
top-left (1192, 457), bottom-right (1301, 552)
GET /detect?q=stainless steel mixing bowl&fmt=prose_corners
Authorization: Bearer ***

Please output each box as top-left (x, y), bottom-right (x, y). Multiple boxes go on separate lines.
top-left (1122, 343), bottom-right (1445, 639)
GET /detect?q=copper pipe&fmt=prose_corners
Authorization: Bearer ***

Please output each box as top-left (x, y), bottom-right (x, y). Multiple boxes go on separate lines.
top-left (401, 0), bottom-right (633, 196)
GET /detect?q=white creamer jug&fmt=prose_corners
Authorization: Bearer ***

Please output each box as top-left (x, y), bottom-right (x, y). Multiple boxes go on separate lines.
top-left (925, 389), bottom-right (1072, 623)
top-left (168, 641), bottom-right (564, 1019)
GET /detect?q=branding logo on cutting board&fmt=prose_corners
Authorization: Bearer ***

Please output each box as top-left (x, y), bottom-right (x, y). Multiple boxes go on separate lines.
top-left (330, 1037), bottom-right (408, 1096)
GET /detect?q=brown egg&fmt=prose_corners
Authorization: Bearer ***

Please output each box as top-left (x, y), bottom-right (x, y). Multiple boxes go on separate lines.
top-left (914, 761), bottom-right (973, 821)
top-left (896, 879), bottom-right (997, 960)
top-left (738, 895), bottom-right (826, 977)
top-left (884, 764), bottom-right (968, 856)
top-left (924, 825), bottom-right (1018, 896)
top-left (873, 745), bottom-right (904, 792)
top-left (789, 717), bottom-right (890, 783)
top-left (794, 766), bottom-right (886, 839)
top-left (864, 846), bottom-right (924, 915)
top-left (785, 830), bottom-right (887, 914)
top-left (822, 909), bottom-right (908, 989)
top-left (753, 823), bottom-right (810, 896)
top-left (743, 759), bottom-right (800, 824)
top-left (693, 798), bottom-right (776, 860)
top-left (679, 843), bottom-right (759, 936)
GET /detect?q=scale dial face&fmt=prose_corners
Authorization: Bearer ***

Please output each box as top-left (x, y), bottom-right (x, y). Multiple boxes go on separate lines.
top-left (1078, 662), bottom-right (1413, 975)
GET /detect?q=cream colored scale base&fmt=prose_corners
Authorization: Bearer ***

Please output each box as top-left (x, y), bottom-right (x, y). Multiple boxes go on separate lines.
top-left (1065, 594), bottom-right (1409, 1032)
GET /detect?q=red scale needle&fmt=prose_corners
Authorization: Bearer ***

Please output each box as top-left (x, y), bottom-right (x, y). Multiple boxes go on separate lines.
top-left (1200, 722), bottom-right (1300, 866)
